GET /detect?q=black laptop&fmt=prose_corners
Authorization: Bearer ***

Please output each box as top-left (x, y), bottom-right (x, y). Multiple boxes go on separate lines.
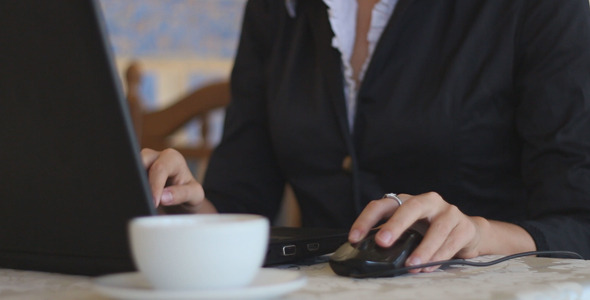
top-left (0, 0), bottom-right (347, 276)
top-left (266, 227), bottom-right (348, 266)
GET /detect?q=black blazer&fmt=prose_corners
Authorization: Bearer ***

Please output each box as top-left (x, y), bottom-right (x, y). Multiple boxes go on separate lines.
top-left (204, 0), bottom-right (590, 257)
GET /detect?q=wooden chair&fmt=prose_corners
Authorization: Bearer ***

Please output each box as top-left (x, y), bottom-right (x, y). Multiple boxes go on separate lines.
top-left (125, 61), bottom-right (300, 226)
top-left (124, 61), bottom-right (231, 179)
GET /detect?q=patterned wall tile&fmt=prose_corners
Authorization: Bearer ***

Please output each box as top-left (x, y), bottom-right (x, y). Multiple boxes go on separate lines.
top-left (98, 0), bottom-right (247, 59)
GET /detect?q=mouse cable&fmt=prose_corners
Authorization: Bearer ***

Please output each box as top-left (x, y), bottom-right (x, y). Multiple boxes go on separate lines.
top-left (357, 250), bottom-right (583, 278)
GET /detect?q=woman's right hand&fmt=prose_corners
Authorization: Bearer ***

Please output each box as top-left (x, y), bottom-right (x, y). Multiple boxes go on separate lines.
top-left (140, 148), bottom-right (217, 214)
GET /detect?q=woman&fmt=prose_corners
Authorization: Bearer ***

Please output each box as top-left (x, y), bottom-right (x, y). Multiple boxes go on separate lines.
top-left (142, 0), bottom-right (590, 272)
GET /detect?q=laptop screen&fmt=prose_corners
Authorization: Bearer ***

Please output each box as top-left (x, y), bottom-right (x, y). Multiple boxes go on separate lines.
top-left (0, 0), bottom-right (155, 275)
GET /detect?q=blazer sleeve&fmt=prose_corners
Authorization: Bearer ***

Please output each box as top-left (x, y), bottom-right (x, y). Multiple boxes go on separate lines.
top-left (202, 0), bottom-right (286, 219)
top-left (514, 0), bottom-right (590, 257)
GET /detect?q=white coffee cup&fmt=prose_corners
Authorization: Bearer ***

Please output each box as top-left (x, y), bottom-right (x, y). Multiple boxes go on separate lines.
top-left (129, 214), bottom-right (269, 290)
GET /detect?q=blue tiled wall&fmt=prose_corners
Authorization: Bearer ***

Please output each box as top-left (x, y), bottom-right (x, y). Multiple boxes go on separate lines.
top-left (98, 0), bottom-right (247, 59)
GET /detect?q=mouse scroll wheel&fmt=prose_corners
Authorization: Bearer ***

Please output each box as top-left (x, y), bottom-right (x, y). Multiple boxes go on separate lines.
top-left (358, 238), bottom-right (375, 250)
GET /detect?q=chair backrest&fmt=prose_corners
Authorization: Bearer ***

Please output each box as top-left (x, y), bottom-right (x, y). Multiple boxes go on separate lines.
top-left (124, 61), bottom-right (231, 162)
top-left (124, 62), bottom-right (301, 226)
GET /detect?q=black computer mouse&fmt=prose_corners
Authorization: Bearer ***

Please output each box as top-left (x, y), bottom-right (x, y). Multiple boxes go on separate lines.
top-left (329, 228), bottom-right (423, 278)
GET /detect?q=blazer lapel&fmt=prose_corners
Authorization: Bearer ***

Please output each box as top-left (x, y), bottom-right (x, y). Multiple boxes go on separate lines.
top-left (302, 1), bottom-right (365, 213)
top-left (301, 1), bottom-right (353, 144)
top-left (359, 0), bottom-right (418, 93)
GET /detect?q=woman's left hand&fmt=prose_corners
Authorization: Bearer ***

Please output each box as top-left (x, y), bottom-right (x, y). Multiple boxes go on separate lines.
top-left (348, 192), bottom-right (486, 273)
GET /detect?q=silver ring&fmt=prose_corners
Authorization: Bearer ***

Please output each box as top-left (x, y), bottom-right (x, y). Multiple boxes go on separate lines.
top-left (383, 193), bottom-right (403, 207)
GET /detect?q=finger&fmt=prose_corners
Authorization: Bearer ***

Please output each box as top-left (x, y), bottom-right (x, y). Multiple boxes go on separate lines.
top-left (147, 163), bottom-right (167, 207)
top-left (140, 148), bottom-right (160, 168)
top-left (419, 228), bottom-right (469, 273)
top-left (424, 219), bottom-right (478, 272)
top-left (376, 192), bottom-right (444, 248)
top-left (405, 205), bottom-right (462, 272)
top-left (349, 196), bottom-right (404, 243)
top-left (146, 149), bottom-right (185, 207)
top-left (140, 148), bottom-right (162, 205)
top-left (159, 182), bottom-right (205, 207)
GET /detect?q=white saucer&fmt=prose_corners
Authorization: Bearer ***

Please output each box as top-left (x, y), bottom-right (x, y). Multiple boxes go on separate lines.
top-left (93, 268), bottom-right (306, 300)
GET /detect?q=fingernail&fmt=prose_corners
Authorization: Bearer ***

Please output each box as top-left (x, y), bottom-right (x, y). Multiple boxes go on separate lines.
top-left (161, 190), bottom-right (173, 205)
top-left (377, 231), bottom-right (393, 245)
top-left (349, 230), bottom-right (361, 242)
top-left (407, 257), bottom-right (422, 266)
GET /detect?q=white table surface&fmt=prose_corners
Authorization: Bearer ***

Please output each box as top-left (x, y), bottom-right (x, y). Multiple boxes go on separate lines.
top-left (1, 256), bottom-right (590, 300)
